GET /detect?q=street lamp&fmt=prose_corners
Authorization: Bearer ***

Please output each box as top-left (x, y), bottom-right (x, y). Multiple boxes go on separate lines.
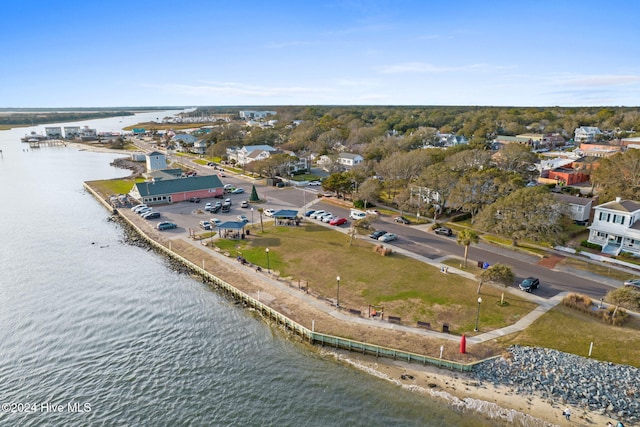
top-left (336, 275), bottom-right (341, 307)
top-left (474, 297), bottom-right (483, 332)
top-left (251, 207), bottom-right (254, 226)
top-left (266, 248), bottom-right (270, 273)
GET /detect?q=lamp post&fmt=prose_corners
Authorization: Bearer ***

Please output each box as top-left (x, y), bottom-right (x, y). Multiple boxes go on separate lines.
top-left (336, 275), bottom-right (341, 307)
top-left (265, 248), bottom-right (270, 273)
top-left (474, 297), bottom-right (482, 332)
top-left (251, 207), bottom-right (254, 226)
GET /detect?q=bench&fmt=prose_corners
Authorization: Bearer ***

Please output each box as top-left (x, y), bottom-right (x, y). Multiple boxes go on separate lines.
top-left (417, 321), bottom-right (431, 329)
top-left (388, 316), bottom-right (401, 324)
top-left (349, 309), bottom-right (362, 316)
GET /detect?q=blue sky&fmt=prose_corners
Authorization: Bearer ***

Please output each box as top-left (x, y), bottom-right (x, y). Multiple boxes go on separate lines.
top-left (2, 0), bottom-right (639, 108)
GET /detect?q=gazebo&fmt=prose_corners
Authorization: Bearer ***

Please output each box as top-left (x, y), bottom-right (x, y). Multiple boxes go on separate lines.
top-left (218, 221), bottom-right (247, 239)
top-left (273, 209), bottom-right (300, 226)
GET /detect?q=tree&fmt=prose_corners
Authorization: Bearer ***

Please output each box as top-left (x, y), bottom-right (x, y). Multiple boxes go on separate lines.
top-left (322, 172), bottom-right (353, 198)
top-left (591, 149), bottom-right (640, 202)
top-left (475, 186), bottom-right (565, 246)
top-left (456, 229), bottom-right (479, 268)
top-left (492, 143), bottom-right (539, 181)
top-left (244, 153), bottom-right (293, 178)
top-left (249, 184), bottom-right (260, 202)
top-left (355, 178), bottom-right (382, 209)
top-left (417, 163), bottom-right (460, 215)
top-left (449, 169), bottom-right (516, 221)
top-left (477, 264), bottom-right (515, 293)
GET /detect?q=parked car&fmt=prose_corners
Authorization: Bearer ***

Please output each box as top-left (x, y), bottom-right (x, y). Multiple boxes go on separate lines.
top-left (308, 180), bottom-right (322, 186)
top-left (434, 227), bottom-right (453, 236)
top-left (394, 216), bottom-right (410, 224)
top-left (231, 188), bottom-right (244, 194)
top-left (205, 203), bottom-right (215, 212)
top-left (218, 172), bottom-right (226, 177)
top-left (321, 213), bottom-right (336, 223)
top-left (221, 204), bottom-right (231, 213)
top-left (131, 204), bottom-right (147, 212)
top-left (623, 279), bottom-right (640, 289)
top-left (237, 215), bottom-right (249, 223)
top-left (318, 212), bottom-right (333, 222)
top-left (378, 233), bottom-right (398, 242)
top-left (189, 197), bottom-right (200, 203)
top-left (303, 209), bottom-right (316, 217)
top-left (329, 217), bottom-right (347, 226)
top-left (240, 201), bottom-right (249, 208)
top-left (518, 277), bottom-right (540, 292)
top-left (369, 230), bottom-right (387, 240)
top-left (157, 221), bottom-right (177, 230)
top-left (142, 211), bottom-right (160, 219)
top-left (207, 162), bottom-right (216, 166)
top-left (199, 221), bottom-right (212, 230)
top-left (210, 218), bottom-right (222, 227)
top-left (310, 210), bottom-right (326, 219)
top-left (137, 207), bottom-right (153, 215)
top-left (224, 198), bottom-right (232, 206)
top-left (264, 209), bottom-right (276, 217)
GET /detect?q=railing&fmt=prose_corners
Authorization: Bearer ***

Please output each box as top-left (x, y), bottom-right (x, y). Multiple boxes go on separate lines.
top-left (89, 186), bottom-right (486, 373)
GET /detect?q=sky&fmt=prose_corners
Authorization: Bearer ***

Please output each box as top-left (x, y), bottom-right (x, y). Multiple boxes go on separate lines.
top-left (2, 0), bottom-right (640, 108)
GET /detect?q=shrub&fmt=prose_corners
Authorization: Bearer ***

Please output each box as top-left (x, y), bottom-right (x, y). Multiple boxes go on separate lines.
top-left (450, 212), bottom-right (472, 222)
top-left (564, 293), bottom-right (629, 325)
top-left (606, 286), bottom-right (640, 312)
top-left (431, 223), bottom-right (441, 230)
top-left (580, 240), bottom-right (602, 251)
top-left (373, 244), bottom-right (392, 256)
top-left (353, 200), bottom-right (365, 209)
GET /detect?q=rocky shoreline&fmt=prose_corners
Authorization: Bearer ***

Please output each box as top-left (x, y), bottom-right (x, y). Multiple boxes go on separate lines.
top-left (472, 346), bottom-right (639, 425)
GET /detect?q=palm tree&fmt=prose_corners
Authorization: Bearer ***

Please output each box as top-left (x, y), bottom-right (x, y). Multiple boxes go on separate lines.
top-left (456, 229), bottom-right (479, 268)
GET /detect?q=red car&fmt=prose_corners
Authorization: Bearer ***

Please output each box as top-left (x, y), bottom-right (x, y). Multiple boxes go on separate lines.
top-left (330, 217), bottom-right (347, 226)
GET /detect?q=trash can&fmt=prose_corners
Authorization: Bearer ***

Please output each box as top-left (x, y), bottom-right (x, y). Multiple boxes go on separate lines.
top-left (477, 260), bottom-right (484, 268)
top-left (246, 229), bottom-right (250, 235)
top-left (442, 323), bottom-right (449, 333)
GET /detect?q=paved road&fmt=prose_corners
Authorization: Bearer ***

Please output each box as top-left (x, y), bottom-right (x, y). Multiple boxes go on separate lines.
top-left (133, 142), bottom-right (628, 302)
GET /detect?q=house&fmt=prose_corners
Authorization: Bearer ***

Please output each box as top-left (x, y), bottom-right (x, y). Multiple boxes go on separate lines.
top-left (227, 145), bottom-right (277, 166)
top-left (64, 126), bottom-right (81, 139)
top-left (130, 174), bottom-right (224, 205)
top-left (45, 127), bottom-right (62, 139)
top-left (193, 139), bottom-right (207, 155)
top-left (145, 151), bottom-right (167, 172)
top-left (239, 110), bottom-right (277, 120)
top-left (516, 133), bottom-right (566, 149)
top-left (435, 133), bottom-right (468, 147)
top-left (576, 142), bottom-right (623, 158)
top-left (552, 193), bottom-right (593, 224)
top-left (336, 153), bottom-right (363, 170)
top-left (587, 197), bottom-right (640, 255)
top-left (574, 126), bottom-right (602, 143)
top-left (547, 166), bottom-right (590, 185)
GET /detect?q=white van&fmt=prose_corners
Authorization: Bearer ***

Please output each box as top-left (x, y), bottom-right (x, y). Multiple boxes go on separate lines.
top-left (350, 209), bottom-right (366, 220)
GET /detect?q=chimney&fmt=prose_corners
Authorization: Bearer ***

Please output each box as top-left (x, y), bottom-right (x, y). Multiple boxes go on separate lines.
top-left (615, 197), bottom-right (622, 203)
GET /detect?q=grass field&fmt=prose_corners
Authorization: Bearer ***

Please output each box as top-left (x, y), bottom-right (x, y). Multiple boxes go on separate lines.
top-left (210, 222), bottom-right (536, 335)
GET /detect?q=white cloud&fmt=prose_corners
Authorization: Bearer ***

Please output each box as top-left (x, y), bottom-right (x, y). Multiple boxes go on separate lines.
top-left (560, 74), bottom-right (640, 87)
top-left (144, 82), bottom-right (330, 99)
top-left (377, 62), bottom-right (514, 74)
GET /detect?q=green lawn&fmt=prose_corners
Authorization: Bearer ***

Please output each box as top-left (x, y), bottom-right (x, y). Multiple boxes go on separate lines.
top-left (211, 222), bottom-right (536, 335)
top-left (87, 178), bottom-right (144, 196)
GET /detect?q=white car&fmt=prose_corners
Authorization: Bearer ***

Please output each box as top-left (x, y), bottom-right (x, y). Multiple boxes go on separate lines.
top-left (378, 233), bottom-right (398, 242)
top-left (131, 204), bottom-right (147, 212)
top-left (237, 215), bottom-right (249, 223)
top-left (264, 209), bottom-right (276, 217)
top-left (322, 214), bottom-right (336, 223)
top-left (310, 210), bottom-right (326, 219)
top-left (319, 212), bottom-right (334, 222)
top-left (210, 218), bottom-right (222, 227)
top-left (308, 180), bottom-right (322, 186)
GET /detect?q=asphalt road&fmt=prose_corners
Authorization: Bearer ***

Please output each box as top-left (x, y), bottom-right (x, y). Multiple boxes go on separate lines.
top-left (134, 142), bottom-right (617, 301)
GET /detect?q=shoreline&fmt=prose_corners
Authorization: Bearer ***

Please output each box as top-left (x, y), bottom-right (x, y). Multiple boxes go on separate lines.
top-left (80, 146), bottom-right (635, 427)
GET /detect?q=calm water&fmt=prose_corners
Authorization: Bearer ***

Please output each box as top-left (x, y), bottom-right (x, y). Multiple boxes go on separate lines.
top-left (0, 112), bottom-right (504, 426)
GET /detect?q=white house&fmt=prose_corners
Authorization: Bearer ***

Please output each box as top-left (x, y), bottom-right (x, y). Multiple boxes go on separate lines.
top-left (552, 193), bottom-right (593, 224)
top-left (146, 151), bottom-right (167, 172)
top-left (574, 126), bottom-right (602, 143)
top-left (45, 127), bottom-right (62, 139)
top-left (193, 139), bottom-right (207, 155)
top-left (587, 197), bottom-right (640, 255)
top-left (227, 145), bottom-right (277, 166)
top-left (336, 153), bottom-right (363, 169)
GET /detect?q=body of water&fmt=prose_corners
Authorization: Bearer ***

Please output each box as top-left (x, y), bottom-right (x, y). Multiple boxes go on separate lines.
top-left (0, 112), bottom-right (505, 426)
